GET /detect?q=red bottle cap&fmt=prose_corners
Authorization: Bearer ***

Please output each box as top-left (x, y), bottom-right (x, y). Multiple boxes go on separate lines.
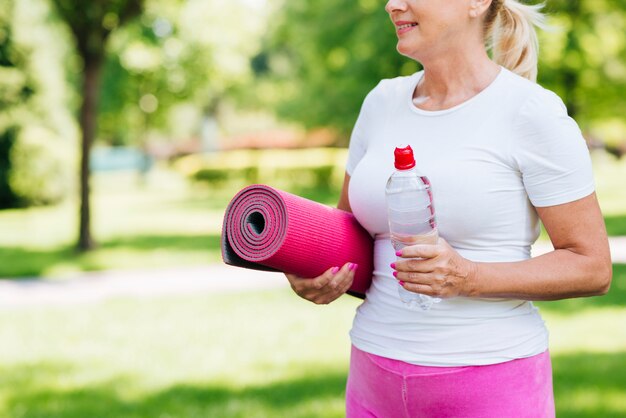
top-left (394, 145), bottom-right (416, 170)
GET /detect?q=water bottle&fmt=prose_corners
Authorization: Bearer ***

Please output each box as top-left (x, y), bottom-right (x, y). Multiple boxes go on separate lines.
top-left (385, 145), bottom-right (441, 310)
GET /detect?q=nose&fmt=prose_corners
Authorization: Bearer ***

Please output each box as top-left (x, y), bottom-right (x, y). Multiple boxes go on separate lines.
top-left (385, 0), bottom-right (407, 14)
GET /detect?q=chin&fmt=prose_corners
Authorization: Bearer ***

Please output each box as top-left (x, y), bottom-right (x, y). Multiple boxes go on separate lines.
top-left (396, 45), bottom-right (420, 62)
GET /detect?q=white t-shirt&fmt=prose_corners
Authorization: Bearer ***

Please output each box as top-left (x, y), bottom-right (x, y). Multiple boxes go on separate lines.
top-left (346, 67), bottom-right (595, 367)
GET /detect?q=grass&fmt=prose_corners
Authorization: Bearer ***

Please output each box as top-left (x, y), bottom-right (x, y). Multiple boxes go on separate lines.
top-left (0, 265), bottom-right (624, 417)
top-left (0, 288), bottom-right (357, 418)
top-left (0, 151), bottom-right (625, 279)
top-left (0, 169), bottom-right (223, 278)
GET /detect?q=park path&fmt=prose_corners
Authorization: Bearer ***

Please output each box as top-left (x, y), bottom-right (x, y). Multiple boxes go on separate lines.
top-left (2, 238), bottom-right (626, 309)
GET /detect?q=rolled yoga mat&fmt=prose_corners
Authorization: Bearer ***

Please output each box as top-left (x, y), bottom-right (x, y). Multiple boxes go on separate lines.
top-left (221, 185), bottom-right (374, 298)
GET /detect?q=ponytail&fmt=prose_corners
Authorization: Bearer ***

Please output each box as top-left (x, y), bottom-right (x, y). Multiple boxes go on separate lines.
top-left (485, 0), bottom-right (546, 82)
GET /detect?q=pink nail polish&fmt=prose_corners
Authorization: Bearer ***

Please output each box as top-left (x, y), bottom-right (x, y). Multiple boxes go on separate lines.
top-left (350, 263), bottom-right (358, 271)
top-left (390, 262), bottom-right (396, 269)
top-left (393, 271), bottom-right (398, 278)
top-left (396, 250), bottom-right (402, 257)
top-left (399, 280), bottom-right (405, 286)
top-left (331, 266), bottom-right (340, 274)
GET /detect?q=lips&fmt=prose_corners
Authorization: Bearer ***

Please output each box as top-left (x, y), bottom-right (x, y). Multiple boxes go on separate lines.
top-left (395, 20), bottom-right (417, 27)
top-left (395, 21), bottom-right (418, 35)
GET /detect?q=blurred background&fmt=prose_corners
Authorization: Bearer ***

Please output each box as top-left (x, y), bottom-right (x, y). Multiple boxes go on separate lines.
top-left (0, 0), bottom-right (625, 416)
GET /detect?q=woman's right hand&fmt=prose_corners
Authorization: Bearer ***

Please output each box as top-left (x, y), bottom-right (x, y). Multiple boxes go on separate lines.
top-left (285, 263), bottom-right (358, 304)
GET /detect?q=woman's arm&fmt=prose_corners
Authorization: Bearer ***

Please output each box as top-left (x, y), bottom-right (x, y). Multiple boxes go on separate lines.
top-left (394, 193), bottom-right (612, 301)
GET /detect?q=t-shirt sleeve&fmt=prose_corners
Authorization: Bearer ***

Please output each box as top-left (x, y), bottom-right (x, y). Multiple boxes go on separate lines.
top-left (512, 88), bottom-right (595, 207)
top-left (345, 84), bottom-right (382, 176)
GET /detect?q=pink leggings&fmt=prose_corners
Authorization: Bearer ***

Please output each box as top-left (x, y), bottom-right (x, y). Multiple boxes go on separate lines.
top-left (346, 345), bottom-right (555, 418)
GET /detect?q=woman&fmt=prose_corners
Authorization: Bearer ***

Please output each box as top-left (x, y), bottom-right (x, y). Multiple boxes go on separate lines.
top-left (286, 0), bottom-right (612, 416)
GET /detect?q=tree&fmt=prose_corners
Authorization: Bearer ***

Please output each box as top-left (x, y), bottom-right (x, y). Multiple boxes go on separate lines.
top-left (50, 0), bottom-right (145, 250)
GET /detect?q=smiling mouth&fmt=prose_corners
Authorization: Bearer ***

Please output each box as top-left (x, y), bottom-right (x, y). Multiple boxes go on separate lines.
top-left (397, 23), bottom-right (417, 30)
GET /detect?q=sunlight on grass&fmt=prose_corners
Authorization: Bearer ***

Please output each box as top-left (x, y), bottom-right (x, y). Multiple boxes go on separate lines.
top-left (561, 389), bottom-right (626, 416)
top-left (538, 265), bottom-right (626, 355)
top-left (593, 152), bottom-right (626, 216)
top-left (543, 308), bottom-right (626, 354)
top-left (0, 289), bottom-right (359, 417)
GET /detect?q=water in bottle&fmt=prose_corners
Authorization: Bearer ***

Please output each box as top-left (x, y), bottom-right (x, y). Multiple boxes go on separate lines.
top-left (385, 145), bottom-right (441, 310)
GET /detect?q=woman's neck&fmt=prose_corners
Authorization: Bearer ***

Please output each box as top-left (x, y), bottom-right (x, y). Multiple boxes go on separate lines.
top-left (413, 51), bottom-right (501, 111)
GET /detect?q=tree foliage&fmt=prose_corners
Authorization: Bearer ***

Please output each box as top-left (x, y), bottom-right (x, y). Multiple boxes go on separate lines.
top-left (261, 0), bottom-right (626, 146)
top-left (0, 0), bottom-right (29, 207)
top-left (540, 0), bottom-right (626, 148)
top-left (257, 0), bottom-right (418, 141)
top-left (98, 0), bottom-right (266, 147)
top-left (0, 0), bottom-right (74, 208)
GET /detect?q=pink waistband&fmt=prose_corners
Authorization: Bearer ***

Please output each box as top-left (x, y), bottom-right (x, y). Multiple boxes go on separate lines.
top-left (346, 345), bottom-right (555, 418)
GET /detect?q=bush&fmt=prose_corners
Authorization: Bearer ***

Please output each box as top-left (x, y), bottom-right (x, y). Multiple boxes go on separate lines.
top-left (193, 167), bottom-right (230, 186)
top-left (9, 125), bottom-right (73, 206)
top-left (175, 148), bottom-right (347, 192)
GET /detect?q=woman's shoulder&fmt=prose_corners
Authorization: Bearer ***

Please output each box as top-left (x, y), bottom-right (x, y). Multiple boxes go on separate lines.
top-left (499, 70), bottom-right (581, 144)
top-left (500, 68), bottom-right (568, 118)
top-left (365, 72), bottom-right (421, 103)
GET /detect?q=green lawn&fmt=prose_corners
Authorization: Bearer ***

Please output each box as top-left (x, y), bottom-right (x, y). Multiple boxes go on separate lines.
top-left (0, 265), bottom-right (625, 417)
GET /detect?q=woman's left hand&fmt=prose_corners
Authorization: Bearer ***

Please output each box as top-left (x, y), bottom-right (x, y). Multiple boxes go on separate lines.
top-left (392, 238), bottom-right (477, 299)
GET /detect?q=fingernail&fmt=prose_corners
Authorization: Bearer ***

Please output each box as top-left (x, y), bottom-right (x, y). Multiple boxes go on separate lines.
top-left (396, 250), bottom-right (402, 257)
top-left (393, 271), bottom-right (398, 278)
top-left (350, 263), bottom-right (358, 271)
top-left (331, 266), bottom-right (340, 274)
top-left (399, 280), bottom-right (405, 286)
top-left (390, 262), bottom-right (396, 269)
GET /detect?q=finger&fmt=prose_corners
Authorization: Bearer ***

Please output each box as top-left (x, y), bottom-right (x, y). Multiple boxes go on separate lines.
top-left (324, 270), bottom-right (356, 303)
top-left (304, 266), bottom-right (340, 291)
top-left (332, 262), bottom-right (356, 290)
top-left (394, 270), bottom-right (432, 285)
top-left (397, 244), bottom-right (440, 259)
top-left (284, 273), bottom-right (300, 283)
top-left (338, 269), bottom-right (356, 295)
top-left (331, 263), bottom-right (353, 289)
top-left (401, 281), bottom-right (436, 297)
top-left (392, 258), bottom-right (436, 273)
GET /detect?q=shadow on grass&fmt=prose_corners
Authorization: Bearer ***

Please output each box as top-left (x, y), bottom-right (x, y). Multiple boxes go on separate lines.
top-left (536, 264), bottom-right (626, 313)
top-left (1, 363), bottom-right (347, 418)
top-left (0, 234), bottom-right (222, 279)
top-left (552, 351), bottom-right (626, 417)
top-left (3, 354), bottom-right (625, 418)
top-left (605, 214), bottom-right (626, 236)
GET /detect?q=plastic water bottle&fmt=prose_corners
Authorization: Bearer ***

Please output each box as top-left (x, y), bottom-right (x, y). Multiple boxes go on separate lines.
top-left (385, 145), bottom-right (441, 310)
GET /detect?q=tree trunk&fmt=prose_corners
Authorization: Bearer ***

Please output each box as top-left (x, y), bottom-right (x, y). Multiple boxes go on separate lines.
top-left (77, 56), bottom-right (102, 251)
top-left (562, 0), bottom-right (581, 119)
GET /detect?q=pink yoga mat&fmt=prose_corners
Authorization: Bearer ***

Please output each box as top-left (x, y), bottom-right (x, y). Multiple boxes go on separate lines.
top-left (221, 185), bottom-right (373, 298)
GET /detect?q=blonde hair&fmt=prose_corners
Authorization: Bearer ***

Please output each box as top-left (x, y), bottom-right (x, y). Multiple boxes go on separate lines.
top-left (484, 0), bottom-right (546, 82)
